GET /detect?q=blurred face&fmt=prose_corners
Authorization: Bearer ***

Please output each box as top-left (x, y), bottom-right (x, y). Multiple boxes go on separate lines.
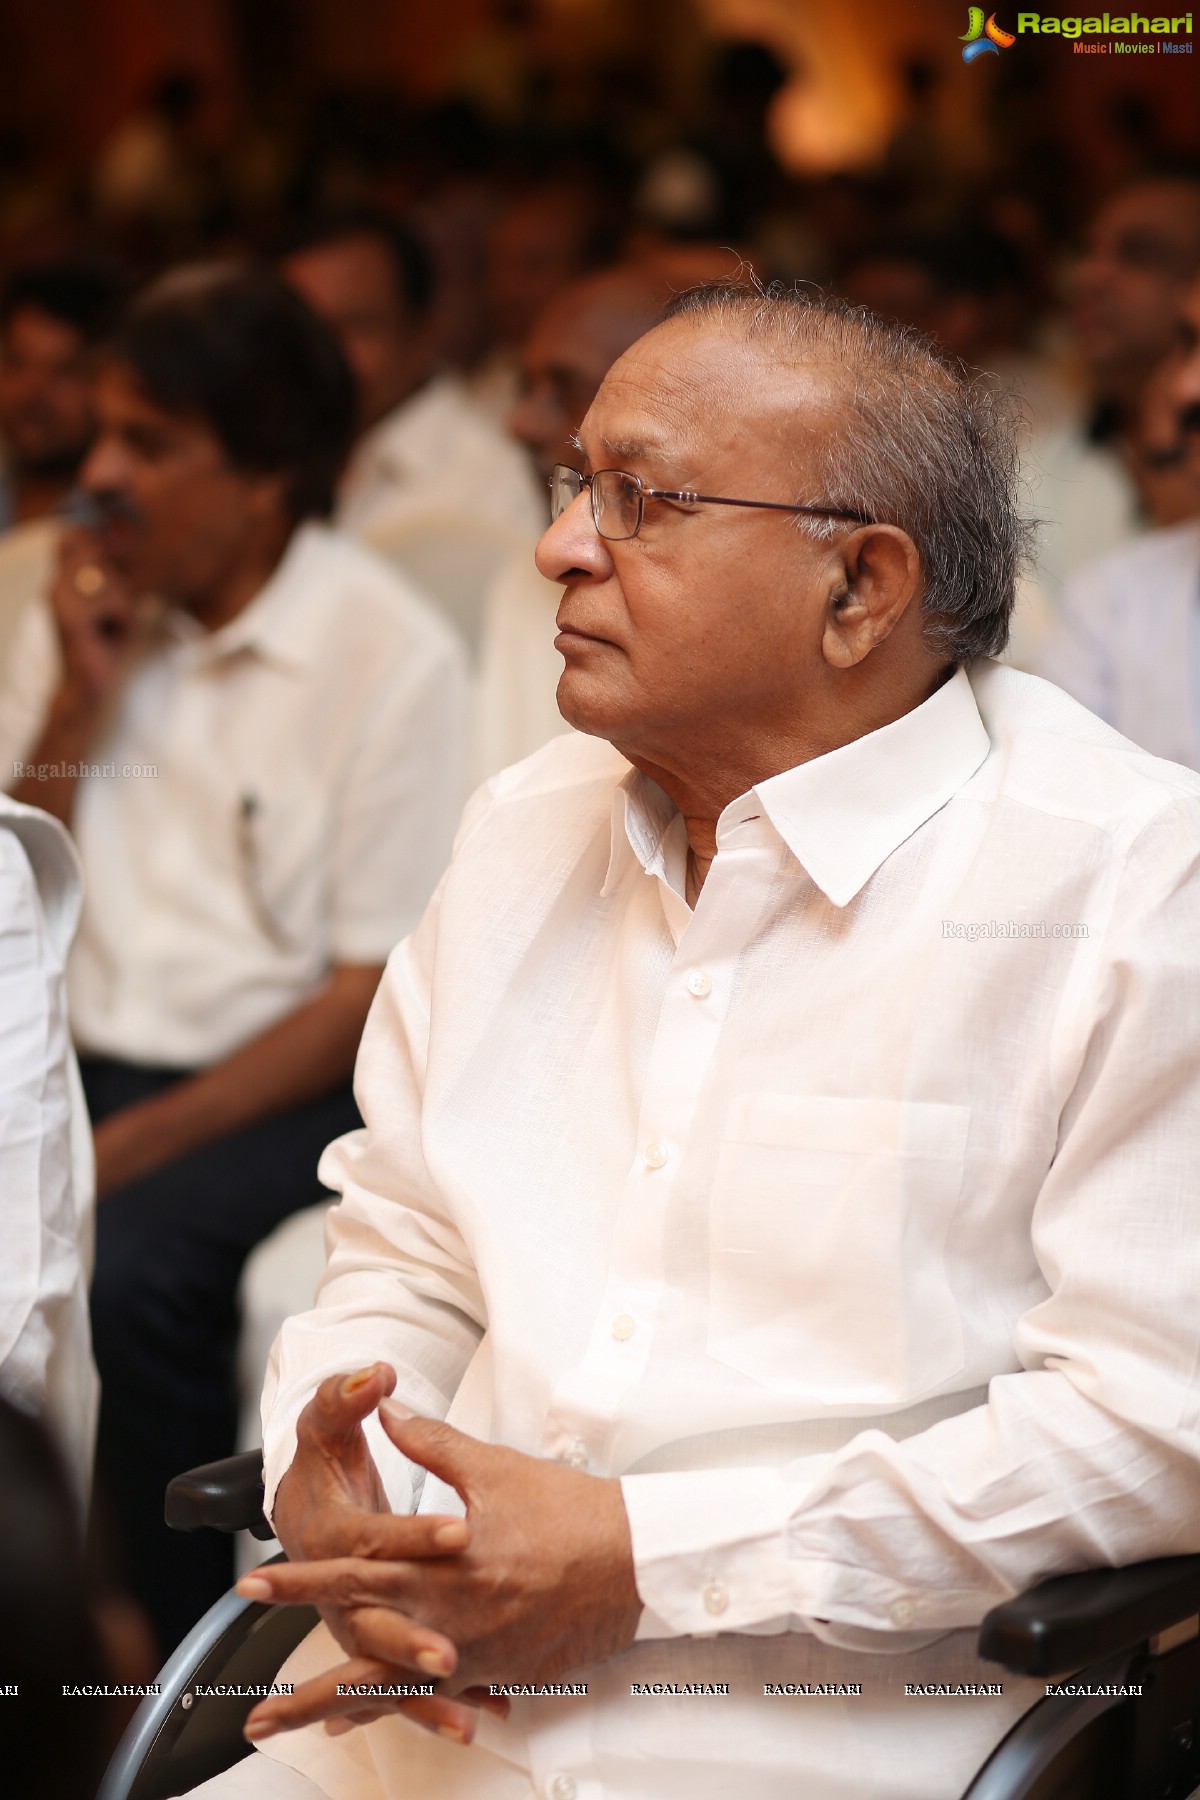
top-left (509, 281), bottom-right (666, 490)
top-left (0, 305), bottom-right (95, 474)
top-left (1071, 182), bottom-right (1200, 387)
top-left (534, 319), bottom-right (837, 761)
top-left (81, 362), bottom-right (281, 606)
top-left (282, 235), bottom-right (426, 434)
top-left (487, 191), bottom-right (599, 350)
top-left (1171, 279), bottom-right (1200, 481)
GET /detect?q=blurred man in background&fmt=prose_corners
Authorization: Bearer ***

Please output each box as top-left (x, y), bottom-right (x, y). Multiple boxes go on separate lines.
top-left (0, 263), bottom-right (468, 1655)
top-left (0, 261), bottom-right (123, 669)
top-left (1036, 273), bottom-right (1200, 766)
top-left (0, 260), bottom-right (120, 530)
top-left (280, 210), bottom-right (543, 653)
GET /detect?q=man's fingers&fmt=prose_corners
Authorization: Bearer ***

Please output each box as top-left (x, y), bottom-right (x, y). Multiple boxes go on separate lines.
top-left (237, 1562), bottom-right (459, 1677)
top-left (299, 1363), bottom-right (398, 1451)
top-left (243, 1655), bottom-right (481, 1744)
top-left (378, 1405), bottom-right (489, 1503)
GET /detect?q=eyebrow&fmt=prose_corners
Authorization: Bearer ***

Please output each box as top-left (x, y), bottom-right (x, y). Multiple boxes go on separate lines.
top-left (569, 428), bottom-right (675, 468)
top-left (600, 433), bottom-right (669, 462)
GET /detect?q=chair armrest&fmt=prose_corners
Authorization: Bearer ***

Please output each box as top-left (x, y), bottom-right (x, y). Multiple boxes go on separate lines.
top-left (165, 1449), bottom-right (274, 1539)
top-left (978, 1554), bottom-right (1200, 1677)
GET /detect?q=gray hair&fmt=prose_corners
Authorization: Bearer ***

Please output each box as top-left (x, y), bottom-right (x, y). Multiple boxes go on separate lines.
top-left (664, 282), bottom-right (1034, 662)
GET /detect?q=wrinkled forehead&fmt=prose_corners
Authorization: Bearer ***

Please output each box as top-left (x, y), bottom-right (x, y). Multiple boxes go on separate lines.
top-left (577, 316), bottom-right (840, 475)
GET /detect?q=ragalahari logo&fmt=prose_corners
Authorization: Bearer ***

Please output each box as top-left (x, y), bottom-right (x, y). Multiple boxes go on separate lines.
top-left (961, 7), bottom-right (1017, 57)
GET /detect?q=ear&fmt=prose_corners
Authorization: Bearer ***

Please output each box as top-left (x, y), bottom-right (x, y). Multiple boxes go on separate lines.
top-left (820, 525), bottom-right (921, 671)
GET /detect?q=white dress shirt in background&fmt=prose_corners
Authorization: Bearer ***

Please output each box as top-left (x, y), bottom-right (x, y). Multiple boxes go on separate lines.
top-left (0, 523), bottom-right (468, 1068)
top-left (337, 373), bottom-right (544, 656)
top-left (247, 660), bottom-right (1200, 1800)
top-left (470, 544), bottom-right (574, 785)
top-left (0, 514), bottom-right (59, 671)
top-left (1035, 519), bottom-right (1200, 769)
top-left (0, 795), bottom-right (96, 1504)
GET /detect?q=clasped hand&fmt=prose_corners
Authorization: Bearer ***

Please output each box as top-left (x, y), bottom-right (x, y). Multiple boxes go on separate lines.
top-left (240, 1363), bottom-right (642, 1748)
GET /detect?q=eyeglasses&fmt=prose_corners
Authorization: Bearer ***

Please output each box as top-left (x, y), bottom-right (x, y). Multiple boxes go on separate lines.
top-left (549, 463), bottom-right (875, 542)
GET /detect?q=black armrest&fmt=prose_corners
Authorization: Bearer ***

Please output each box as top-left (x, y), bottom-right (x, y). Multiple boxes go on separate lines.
top-left (978, 1554), bottom-right (1200, 1677)
top-left (165, 1449), bottom-right (274, 1539)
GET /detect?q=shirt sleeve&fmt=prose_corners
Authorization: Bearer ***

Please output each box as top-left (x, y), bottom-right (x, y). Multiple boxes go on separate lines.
top-left (623, 799), bottom-right (1200, 1644)
top-left (261, 875), bottom-right (487, 1519)
top-left (328, 604), bottom-right (469, 966)
top-left (0, 804), bottom-right (96, 1508)
top-left (0, 597), bottom-right (60, 791)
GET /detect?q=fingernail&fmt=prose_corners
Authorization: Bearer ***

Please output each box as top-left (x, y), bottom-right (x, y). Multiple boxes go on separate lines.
top-left (325, 1718), bottom-right (355, 1737)
top-left (244, 1717), bottom-right (275, 1741)
top-left (438, 1721), bottom-right (471, 1745)
top-left (379, 1398), bottom-right (417, 1426)
top-left (341, 1364), bottom-right (380, 1397)
top-left (432, 1520), bottom-right (469, 1550)
top-left (237, 1575), bottom-right (273, 1600)
top-left (417, 1647), bottom-right (454, 1676)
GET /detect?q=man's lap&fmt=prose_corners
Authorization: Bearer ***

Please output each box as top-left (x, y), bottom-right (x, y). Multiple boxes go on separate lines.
top-left (184, 1755), bottom-right (335, 1800)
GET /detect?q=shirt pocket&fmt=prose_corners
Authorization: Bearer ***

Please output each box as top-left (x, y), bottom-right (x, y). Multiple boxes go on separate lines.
top-left (233, 784), bottom-right (330, 957)
top-left (707, 1094), bottom-right (969, 1407)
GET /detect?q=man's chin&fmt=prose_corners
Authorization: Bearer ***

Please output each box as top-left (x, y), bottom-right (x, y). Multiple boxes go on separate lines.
top-left (555, 669), bottom-right (628, 742)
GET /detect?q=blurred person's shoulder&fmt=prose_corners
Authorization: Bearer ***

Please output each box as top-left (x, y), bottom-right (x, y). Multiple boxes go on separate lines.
top-left (283, 520), bottom-right (467, 673)
top-left (1063, 517), bottom-right (1200, 612)
top-left (969, 658), bottom-right (1200, 843)
top-left (0, 517), bottom-right (61, 665)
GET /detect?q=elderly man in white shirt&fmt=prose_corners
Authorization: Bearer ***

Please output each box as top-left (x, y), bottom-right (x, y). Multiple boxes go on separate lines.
top-left (188, 287), bottom-right (1200, 1800)
top-left (0, 263), bottom-right (467, 1660)
top-left (0, 794), bottom-right (95, 1507)
top-left (279, 211), bottom-right (543, 655)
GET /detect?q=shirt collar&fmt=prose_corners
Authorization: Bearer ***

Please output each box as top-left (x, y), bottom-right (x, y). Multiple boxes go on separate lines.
top-left (603, 664), bottom-right (991, 908)
top-left (162, 523), bottom-right (325, 674)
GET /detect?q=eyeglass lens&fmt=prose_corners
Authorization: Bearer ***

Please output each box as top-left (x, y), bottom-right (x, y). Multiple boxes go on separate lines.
top-left (550, 466), bottom-right (646, 540)
top-left (593, 471), bottom-right (642, 540)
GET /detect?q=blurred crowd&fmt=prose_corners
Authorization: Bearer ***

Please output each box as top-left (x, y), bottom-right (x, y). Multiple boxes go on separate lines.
top-left (2, 24), bottom-right (1200, 1787)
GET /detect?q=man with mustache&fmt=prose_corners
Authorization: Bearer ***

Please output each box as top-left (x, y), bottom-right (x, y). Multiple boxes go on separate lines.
top-left (1035, 276), bottom-right (1200, 767)
top-left (0, 263), bottom-right (468, 1657)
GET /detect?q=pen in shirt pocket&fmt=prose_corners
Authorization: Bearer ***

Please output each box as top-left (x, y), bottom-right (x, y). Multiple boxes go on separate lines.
top-left (237, 791), bottom-right (296, 951)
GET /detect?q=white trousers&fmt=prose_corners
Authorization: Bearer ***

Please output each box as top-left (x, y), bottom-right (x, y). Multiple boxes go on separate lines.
top-left (184, 1754), bottom-right (332, 1800)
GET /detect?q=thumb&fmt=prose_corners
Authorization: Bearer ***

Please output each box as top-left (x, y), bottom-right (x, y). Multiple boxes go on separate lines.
top-left (378, 1404), bottom-right (488, 1506)
top-left (303, 1362), bottom-right (397, 1452)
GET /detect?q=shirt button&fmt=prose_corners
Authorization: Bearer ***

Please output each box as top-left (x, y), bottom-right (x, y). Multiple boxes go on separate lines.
top-left (703, 1581), bottom-right (729, 1616)
top-left (686, 969), bottom-right (712, 997)
top-left (643, 1140), bottom-right (668, 1169)
top-left (610, 1313), bottom-right (636, 1342)
top-left (550, 1779), bottom-right (578, 1800)
top-left (562, 1441), bottom-right (588, 1471)
top-left (890, 1599), bottom-right (916, 1628)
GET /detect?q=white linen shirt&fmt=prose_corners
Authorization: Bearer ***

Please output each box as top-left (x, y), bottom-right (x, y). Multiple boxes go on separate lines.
top-left (257, 661), bottom-right (1200, 1800)
top-left (337, 373), bottom-right (543, 657)
top-left (0, 523), bottom-right (468, 1068)
top-left (0, 796), bottom-right (96, 1503)
top-left (338, 373), bottom-right (542, 546)
top-left (1035, 519), bottom-right (1200, 770)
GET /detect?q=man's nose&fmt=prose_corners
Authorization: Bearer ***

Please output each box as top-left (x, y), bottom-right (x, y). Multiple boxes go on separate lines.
top-left (534, 487), bottom-right (614, 584)
top-left (80, 433), bottom-right (127, 494)
top-left (1173, 348), bottom-right (1200, 418)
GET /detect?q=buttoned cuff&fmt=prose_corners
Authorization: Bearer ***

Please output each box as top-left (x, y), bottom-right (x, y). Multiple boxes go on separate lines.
top-left (620, 1466), bottom-right (795, 1637)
